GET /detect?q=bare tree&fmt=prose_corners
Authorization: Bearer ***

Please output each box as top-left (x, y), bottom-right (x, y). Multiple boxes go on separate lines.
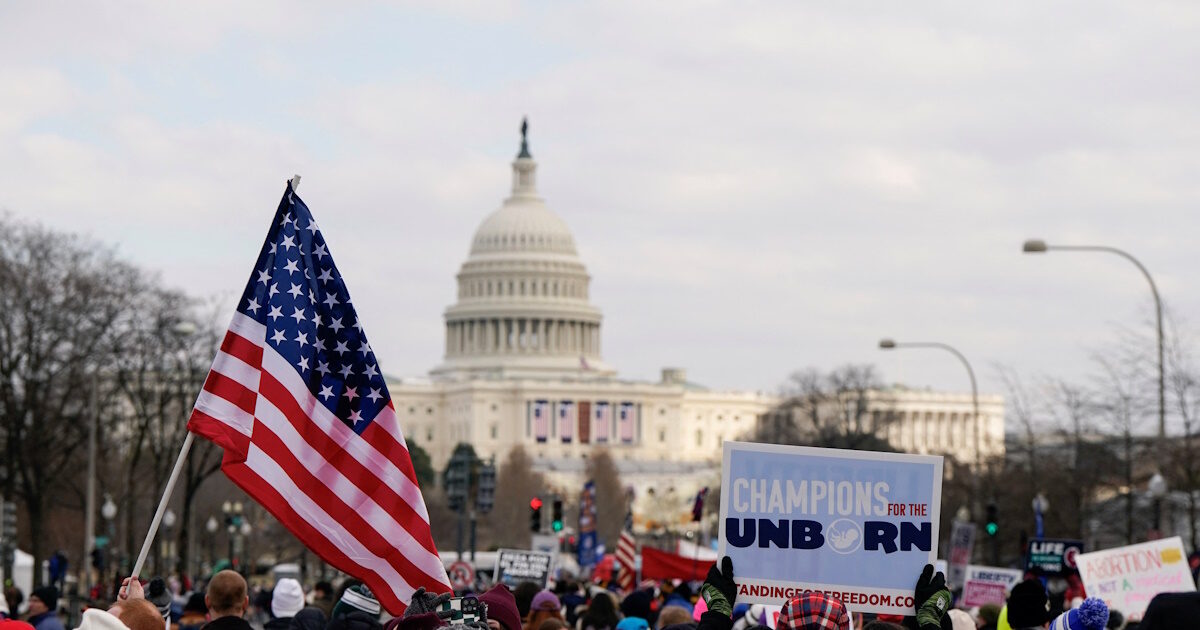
top-left (749, 364), bottom-right (896, 451)
top-left (0, 215), bottom-right (139, 574)
top-left (1164, 314), bottom-right (1200, 549)
top-left (1092, 352), bottom-right (1150, 544)
top-left (490, 445), bottom-right (545, 548)
top-left (586, 448), bottom-right (626, 548)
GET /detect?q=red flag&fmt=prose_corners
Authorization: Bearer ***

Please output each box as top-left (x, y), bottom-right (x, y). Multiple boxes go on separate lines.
top-left (640, 546), bottom-right (714, 582)
top-left (187, 183), bottom-right (450, 613)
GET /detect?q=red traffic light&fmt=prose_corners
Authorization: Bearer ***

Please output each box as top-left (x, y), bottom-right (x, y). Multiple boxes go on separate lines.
top-left (530, 497), bottom-right (543, 510)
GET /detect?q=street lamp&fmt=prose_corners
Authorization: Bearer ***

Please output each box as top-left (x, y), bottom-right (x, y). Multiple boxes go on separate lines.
top-left (205, 516), bottom-right (218, 575)
top-left (161, 509), bottom-right (176, 576)
top-left (222, 501), bottom-right (244, 571)
top-left (101, 496), bottom-right (117, 590)
top-left (1022, 239), bottom-right (1166, 446)
top-left (1032, 492), bottom-right (1049, 538)
top-left (1149, 472), bottom-right (1168, 536)
top-left (878, 339), bottom-right (982, 472)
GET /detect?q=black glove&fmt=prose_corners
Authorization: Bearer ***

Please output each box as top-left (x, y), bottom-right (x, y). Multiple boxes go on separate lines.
top-left (912, 565), bottom-right (951, 630)
top-left (405, 587), bottom-right (454, 620)
top-left (700, 556), bottom-right (737, 617)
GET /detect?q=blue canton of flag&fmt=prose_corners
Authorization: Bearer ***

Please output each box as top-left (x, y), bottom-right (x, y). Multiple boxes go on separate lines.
top-left (237, 183), bottom-right (388, 434)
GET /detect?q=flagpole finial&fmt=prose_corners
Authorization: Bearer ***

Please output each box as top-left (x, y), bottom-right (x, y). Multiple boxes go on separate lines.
top-left (518, 117), bottom-right (531, 158)
top-left (289, 174), bottom-right (302, 191)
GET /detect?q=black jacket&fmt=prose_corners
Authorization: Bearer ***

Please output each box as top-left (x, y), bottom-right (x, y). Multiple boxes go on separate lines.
top-left (326, 611), bottom-right (383, 630)
top-left (202, 616), bottom-right (255, 630)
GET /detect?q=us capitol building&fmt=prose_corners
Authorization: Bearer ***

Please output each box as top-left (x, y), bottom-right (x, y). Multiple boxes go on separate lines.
top-left (386, 124), bottom-right (1004, 524)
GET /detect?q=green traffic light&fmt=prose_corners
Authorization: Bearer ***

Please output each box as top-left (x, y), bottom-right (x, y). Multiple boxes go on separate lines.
top-left (552, 520), bottom-right (563, 532)
top-left (986, 522), bottom-right (998, 536)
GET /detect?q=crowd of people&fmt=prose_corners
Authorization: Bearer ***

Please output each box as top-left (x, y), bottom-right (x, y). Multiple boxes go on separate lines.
top-left (0, 558), bottom-right (1197, 630)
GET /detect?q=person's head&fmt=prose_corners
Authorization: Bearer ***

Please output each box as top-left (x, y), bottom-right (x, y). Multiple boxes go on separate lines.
top-left (656, 606), bottom-right (691, 630)
top-left (583, 592), bottom-right (620, 628)
top-left (331, 585), bottom-right (380, 621)
top-left (526, 592), bottom-right (564, 630)
top-left (146, 578), bottom-right (172, 623)
top-left (119, 599), bottom-right (167, 630)
top-left (946, 609), bottom-right (975, 630)
top-left (1048, 597), bottom-right (1107, 630)
top-left (776, 593), bottom-right (849, 630)
top-left (513, 583), bottom-right (542, 621)
top-left (75, 608), bottom-right (129, 630)
top-left (182, 593), bottom-right (208, 617)
top-left (480, 585), bottom-right (522, 630)
top-left (314, 582), bottom-right (334, 600)
top-left (1007, 579), bottom-right (1053, 629)
top-left (536, 619), bottom-right (569, 630)
top-left (977, 604), bottom-right (1001, 627)
top-left (206, 571), bottom-right (249, 619)
top-left (29, 586), bottom-right (58, 616)
top-left (1104, 609), bottom-right (1124, 629)
top-left (620, 591), bottom-right (652, 625)
top-left (271, 579), bottom-right (305, 620)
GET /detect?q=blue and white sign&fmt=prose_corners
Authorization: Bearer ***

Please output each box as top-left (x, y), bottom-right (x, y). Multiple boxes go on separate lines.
top-left (718, 441), bottom-right (943, 615)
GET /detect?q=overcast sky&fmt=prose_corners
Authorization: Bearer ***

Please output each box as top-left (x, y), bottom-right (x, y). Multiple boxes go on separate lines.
top-left (3, 2), bottom-right (1199, 406)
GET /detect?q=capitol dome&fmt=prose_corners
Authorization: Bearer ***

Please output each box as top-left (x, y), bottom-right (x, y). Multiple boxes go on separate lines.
top-left (433, 121), bottom-right (613, 379)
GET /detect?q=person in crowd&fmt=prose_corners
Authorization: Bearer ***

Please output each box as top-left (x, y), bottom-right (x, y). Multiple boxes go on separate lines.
top-left (1, 593), bottom-right (9, 620)
top-left (26, 587), bottom-right (64, 630)
top-left (558, 585), bottom-right (586, 629)
top-left (536, 620), bottom-right (569, 630)
top-left (146, 578), bottom-right (174, 630)
top-left (618, 592), bottom-right (652, 630)
top-left (976, 604), bottom-right (1000, 630)
top-left (479, 585), bottom-right (522, 630)
top-left (1005, 580), bottom-right (1055, 630)
top-left (309, 585), bottom-right (334, 621)
top-left (326, 584), bottom-right (381, 630)
top-left (512, 584), bottom-right (542, 627)
top-left (1102, 609), bottom-right (1123, 630)
top-left (945, 610), bottom-right (975, 630)
top-left (614, 618), bottom-right (647, 630)
top-left (264, 580), bottom-right (304, 630)
top-left (525, 592), bottom-right (564, 630)
top-left (286, 608), bottom-right (325, 630)
top-left (1048, 598), bottom-right (1107, 630)
top-left (1130, 591), bottom-right (1200, 629)
top-left (653, 608), bottom-right (689, 630)
top-left (119, 600), bottom-right (171, 630)
top-left (578, 593), bottom-right (620, 630)
top-left (178, 594), bottom-right (208, 630)
top-left (5, 589), bottom-right (24, 621)
top-left (73, 608), bottom-right (128, 630)
top-left (201, 571), bottom-right (251, 630)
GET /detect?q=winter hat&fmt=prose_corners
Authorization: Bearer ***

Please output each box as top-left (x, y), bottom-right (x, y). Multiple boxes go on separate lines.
top-left (616, 619), bottom-right (648, 630)
top-left (1049, 598), bottom-right (1108, 630)
top-left (74, 609), bottom-right (130, 630)
top-left (776, 593), bottom-right (849, 630)
top-left (530, 592), bottom-right (561, 613)
top-left (479, 585), bottom-right (522, 630)
top-left (620, 591), bottom-right (653, 622)
top-left (146, 578), bottom-right (172, 621)
top-left (272, 579), bottom-right (306, 619)
top-left (1136, 591), bottom-right (1200, 629)
top-left (332, 584), bottom-right (381, 620)
top-left (946, 610), bottom-right (974, 630)
top-left (289, 607), bottom-right (328, 630)
top-left (1006, 580), bottom-right (1052, 628)
top-left (32, 586), bottom-right (59, 609)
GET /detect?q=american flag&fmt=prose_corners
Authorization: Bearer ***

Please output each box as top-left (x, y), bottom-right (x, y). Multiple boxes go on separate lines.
top-left (533, 400), bottom-right (550, 443)
top-left (615, 526), bottom-right (637, 592)
top-left (618, 403), bottom-right (635, 443)
top-left (558, 402), bottom-right (575, 443)
top-left (187, 182), bottom-right (450, 613)
top-left (593, 402), bottom-right (610, 443)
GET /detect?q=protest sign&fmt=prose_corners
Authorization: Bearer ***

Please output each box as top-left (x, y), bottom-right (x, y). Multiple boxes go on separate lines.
top-left (961, 565), bottom-right (1023, 608)
top-left (718, 441), bottom-right (943, 615)
top-left (494, 549), bottom-right (555, 588)
top-left (1026, 538), bottom-right (1084, 576)
top-left (947, 521), bottom-right (976, 589)
top-left (1076, 536), bottom-right (1197, 619)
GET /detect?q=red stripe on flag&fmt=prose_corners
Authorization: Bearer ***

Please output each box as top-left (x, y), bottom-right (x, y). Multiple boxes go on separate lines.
top-left (220, 330), bottom-right (264, 368)
top-left (187, 408), bottom-right (251, 457)
top-left (361, 413), bottom-right (422, 488)
top-left (256, 372), bottom-right (440, 557)
top-left (202, 371), bottom-right (257, 416)
top-left (247, 418), bottom-right (449, 592)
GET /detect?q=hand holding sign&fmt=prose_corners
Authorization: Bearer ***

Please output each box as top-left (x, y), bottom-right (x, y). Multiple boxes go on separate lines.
top-left (701, 557), bottom-right (737, 617)
top-left (913, 565), bottom-right (951, 630)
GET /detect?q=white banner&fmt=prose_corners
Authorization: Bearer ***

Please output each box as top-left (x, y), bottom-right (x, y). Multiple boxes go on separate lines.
top-left (1076, 536), bottom-right (1197, 620)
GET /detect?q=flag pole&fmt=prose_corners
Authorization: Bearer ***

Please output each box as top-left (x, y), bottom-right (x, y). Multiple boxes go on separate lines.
top-left (127, 174), bottom-right (303, 584)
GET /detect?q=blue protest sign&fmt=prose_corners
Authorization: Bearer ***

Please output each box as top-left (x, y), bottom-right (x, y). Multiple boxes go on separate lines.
top-left (718, 441), bottom-right (943, 615)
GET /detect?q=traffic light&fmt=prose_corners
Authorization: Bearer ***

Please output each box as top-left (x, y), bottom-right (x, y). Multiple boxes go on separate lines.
top-left (530, 496), bottom-right (543, 532)
top-left (476, 462), bottom-right (495, 514)
top-left (551, 498), bottom-right (564, 532)
top-left (986, 503), bottom-right (998, 537)
top-left (445, 451), bottom-right (471, 512)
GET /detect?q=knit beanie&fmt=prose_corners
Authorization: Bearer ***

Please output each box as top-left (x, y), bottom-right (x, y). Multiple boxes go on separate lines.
top-left (146, 578), bottom-right (172, 621)
top-left (946, 609), bottom-right (975, 630)
top-left (74, 609), bottom-right (130, 630)
top-left (271, 579), bottom-right (305, 619)
top-left (776, 593), bottom-right (849, 630)
top-left (332, 585), bottom-right (381, 620)
top-left (32, 586), bottom-right (59, 609)
top-left (1006, 580), bottom-right (1052, 628)
top-left (1049, 598), bottom-right (1108, 630)
top-left (530, 591), bottom-right (561, 613)
top-left (478, 585), bottom-right (522, 630)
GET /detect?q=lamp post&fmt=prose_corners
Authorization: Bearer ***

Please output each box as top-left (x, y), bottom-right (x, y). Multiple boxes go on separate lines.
top-left (222, 501), bottom-right (243, 572)
top-left (878, 339), bottom-right (982, 472)
top-left (161, 509), bottom-right (176, 576)
top-left (1149, 472), bottom-right (1168, 537)
top-left (1032, 492), bottom-right (1049, 538)
top-left (205, 516), bottom-right (218, 575)
top-left (1022, 240), bottom-right (1166, 447)
top-left (101, 496), bottom-right (117, 593)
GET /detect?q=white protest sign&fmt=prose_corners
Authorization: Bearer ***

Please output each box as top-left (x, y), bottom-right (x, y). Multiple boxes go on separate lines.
top-left (493, 548), bottom-right (555, 588)
top-left (1076, 536), bottom-right (1197, 619)
top-left (961, 565), bottom-right (1023, 608)
top-left (947, 521), bottom-right (976, 589)
top-left (718, 441), bottom-right (943, 615)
